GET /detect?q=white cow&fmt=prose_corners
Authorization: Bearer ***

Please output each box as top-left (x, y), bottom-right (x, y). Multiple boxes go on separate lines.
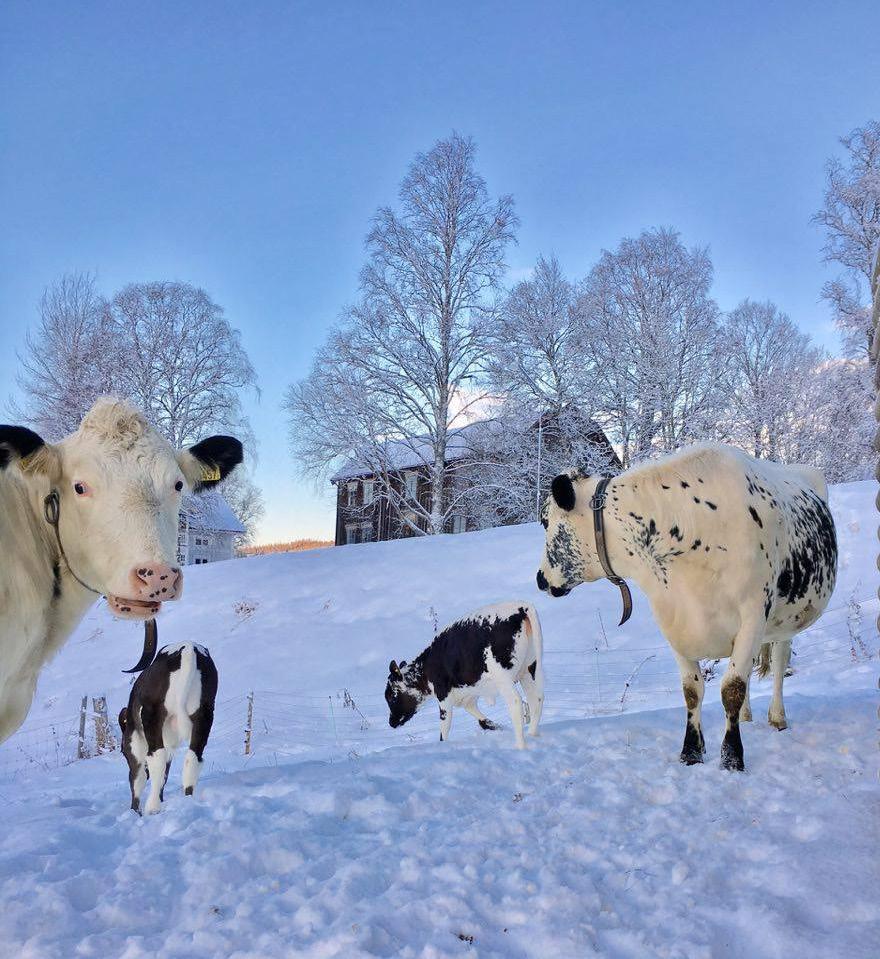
top-left (537, 443), bottom-right (837, 771)
top-left (0, 398), bottom-right (242, 743)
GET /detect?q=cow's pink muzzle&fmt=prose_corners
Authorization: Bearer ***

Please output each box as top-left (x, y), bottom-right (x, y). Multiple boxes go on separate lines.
top-left (108, 564), bottom-right (183, 619)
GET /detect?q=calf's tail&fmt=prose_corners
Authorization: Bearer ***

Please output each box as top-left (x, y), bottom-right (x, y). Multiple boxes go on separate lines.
top-left (755, 642), bottom-right (772, 679)
top-left (522, 604), bottom-right (544, 674)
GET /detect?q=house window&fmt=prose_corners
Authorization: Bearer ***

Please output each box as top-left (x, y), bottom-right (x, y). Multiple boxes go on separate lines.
top-left (404, 472), bottom-right (418, 501)
top-left (451, 514), bottom-right (466, 534)
top-left (347, 482), bottom-right (357, 507)
top-left (345, 524), bottom-right (359, 545)
top-left (363, 480), bottom-right (374, 505)
top-left (361, 522), bottom-right (373, 542)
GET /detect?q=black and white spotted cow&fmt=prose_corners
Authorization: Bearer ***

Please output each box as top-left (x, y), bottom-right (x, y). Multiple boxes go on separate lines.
top-left (385, 601), bottom-right (545, 749)
top-left (118, 642), bottom-right (218, 814)
top-left (537, 443), bottom-right (837, 771)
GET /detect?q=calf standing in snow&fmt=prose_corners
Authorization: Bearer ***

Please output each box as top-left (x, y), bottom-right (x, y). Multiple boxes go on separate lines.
top-left (386, 602), bottom-right (544, 749)
top-left (118, 643), bottom-right (218, 814)
top-left (537, 443), bottom-right (837, 771)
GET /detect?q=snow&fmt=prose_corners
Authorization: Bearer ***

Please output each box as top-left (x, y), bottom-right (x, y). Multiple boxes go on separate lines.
top-left (0, 482), bottom-right (877, 958)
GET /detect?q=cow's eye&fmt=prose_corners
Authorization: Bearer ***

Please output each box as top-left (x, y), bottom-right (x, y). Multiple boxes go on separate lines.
top-left (174, 480), bottom-right (184, 492)
top-left (73, 481), bottom-right (88, 496)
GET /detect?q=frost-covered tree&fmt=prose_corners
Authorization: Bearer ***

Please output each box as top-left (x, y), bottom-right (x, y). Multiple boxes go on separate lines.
top-left (16, 276), bottom-right (263, 541)
top-left (779, 359), bottom-right (873, 483)
top-left (286, 133), bottom-right (517, 535)
top-left (468, 255), bottom-right (613, 525)
top-left (814, 119), bottom-right (880, 359)
top-left (575, 228), bottom-right (726, 466)
top-left (14, 272), bottom-right (116, 439)
top-left (107, 281), bottom-right (256, 448)
top-left (722, 299), bottom-right (823, 459)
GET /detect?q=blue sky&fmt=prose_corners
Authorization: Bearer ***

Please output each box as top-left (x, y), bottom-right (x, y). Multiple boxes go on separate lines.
top-left (1, 1), bottom-right (878, 541)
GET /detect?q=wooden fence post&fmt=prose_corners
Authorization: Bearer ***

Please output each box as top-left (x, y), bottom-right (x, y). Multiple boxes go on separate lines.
top-left (244, 691), bottom-right (254, 755)
top-left (77, 695), bottom-right (88, 759)
top-left (92, 696), bottom-right (115, 754)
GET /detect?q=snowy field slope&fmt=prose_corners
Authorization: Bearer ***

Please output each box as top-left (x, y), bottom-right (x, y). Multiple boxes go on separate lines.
top-left (0, 482), bottom-right (877, 958)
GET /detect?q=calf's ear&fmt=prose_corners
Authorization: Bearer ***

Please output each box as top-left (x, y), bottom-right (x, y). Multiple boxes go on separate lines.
top-left (389, 660), bottom-right (402, 678)
top-left (0, 425), bottom-right (60, 480)
top-left (551, 473), bottom-right (576, 511)
top-left (179, 435), bottom-right (243, 491)
top-left (118, 707), bottom-right (128, 731)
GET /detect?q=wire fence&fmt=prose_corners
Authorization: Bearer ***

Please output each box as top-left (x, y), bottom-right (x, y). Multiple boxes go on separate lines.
top-left (1, 594), bottom-right (876, 787)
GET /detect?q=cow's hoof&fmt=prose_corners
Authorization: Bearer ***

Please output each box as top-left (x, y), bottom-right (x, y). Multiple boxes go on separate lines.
top-left (768, 715), bottom-right (788, 731)
top-left (720, 749), bottom-right (745, 772)
top-left (680, 750), bottom-right (704, 766)
top-left (145, 804), bottom-right (162, 815)
top-left (479, 719), bottom-right (499, 731)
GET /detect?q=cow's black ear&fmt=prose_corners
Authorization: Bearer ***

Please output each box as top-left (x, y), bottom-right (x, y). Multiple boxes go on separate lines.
top-left (551, 474), bottom-right (576, 511)
top-left (0, 425), bottom-right (45, 470)
top-left (118, 707), bottom-right (128, 731)
top-left (185, 435), bottom-right (243, 491)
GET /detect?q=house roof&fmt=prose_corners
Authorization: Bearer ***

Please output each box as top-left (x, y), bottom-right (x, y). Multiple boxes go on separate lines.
top-left (182, 490), bottom-right (246, 534)
top-left (330, 422), bottom-right (484, 482)
top-left (330, 411), bottom-right (617, 483)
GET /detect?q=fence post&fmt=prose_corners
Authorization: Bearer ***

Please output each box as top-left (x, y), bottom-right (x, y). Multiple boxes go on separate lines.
top-left (92, 696), bottom-right (115, 754)
top-left (244, 691), bottom-right (254, 755)
top-left (77, 695), bottom-right (88, 759)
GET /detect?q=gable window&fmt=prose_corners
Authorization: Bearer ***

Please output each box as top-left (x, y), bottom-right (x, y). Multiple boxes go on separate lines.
top-left (363, 480), bottom-right (374, 505)
top-left (347, 482), bottom-right (357, 507)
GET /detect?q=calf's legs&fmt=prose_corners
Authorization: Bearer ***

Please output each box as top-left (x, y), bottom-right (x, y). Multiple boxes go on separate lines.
top-left (183, 704), bottom-right (214, 796)
top-left (674, 653), bottom-right (705, 765)
top-left (499, 682), bottom-right (526, 750)
top-left (438, 702), bottom-right (453, 741)
top-left (520, 664), bottom-right (544, 736)
top-left (463, 700), bottom-right (498, 731)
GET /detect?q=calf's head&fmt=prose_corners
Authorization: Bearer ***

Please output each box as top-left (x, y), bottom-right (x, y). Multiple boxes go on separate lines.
top-left (536, 471), bottom-right (607, 598)
top-left (0, 398), bottom-right (242, 620)
top-left (385, 660), bottom-right (425, 728)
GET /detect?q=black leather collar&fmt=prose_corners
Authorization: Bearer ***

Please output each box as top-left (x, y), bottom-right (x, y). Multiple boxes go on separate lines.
top-left (589, 477), bottom-right (633, 626)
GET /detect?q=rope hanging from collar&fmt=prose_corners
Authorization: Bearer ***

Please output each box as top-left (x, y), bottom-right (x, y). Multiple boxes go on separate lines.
top-left (589, 477), bottom-right (633, 627)
top-left (43, 489), bottom-right (158, 673)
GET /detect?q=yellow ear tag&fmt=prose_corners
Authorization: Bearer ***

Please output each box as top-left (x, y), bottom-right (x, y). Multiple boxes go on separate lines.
top-left (201, 464), bottom-right (221, 482)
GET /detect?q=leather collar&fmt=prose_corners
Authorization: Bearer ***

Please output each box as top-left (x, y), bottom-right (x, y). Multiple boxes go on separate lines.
top-left (589, 477), bottom-right (633, 626)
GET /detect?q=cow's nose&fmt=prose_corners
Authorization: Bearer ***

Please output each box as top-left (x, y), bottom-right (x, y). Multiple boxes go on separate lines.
top-left (130, 564), bottom-right (182, 601)
top-left (536, 569), bottom-right (549, 592)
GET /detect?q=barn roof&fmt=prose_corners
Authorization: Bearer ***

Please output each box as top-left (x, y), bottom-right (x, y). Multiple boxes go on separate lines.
top-left (182, 490), bottom-right (246, 534)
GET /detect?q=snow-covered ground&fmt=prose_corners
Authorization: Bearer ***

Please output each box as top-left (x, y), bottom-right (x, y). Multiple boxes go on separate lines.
top-left (0, 482), bottom-right (877, 958)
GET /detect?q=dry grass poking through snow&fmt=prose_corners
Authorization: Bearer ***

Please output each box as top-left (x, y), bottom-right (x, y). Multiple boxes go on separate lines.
top-left (240, 539), bottom-right (333, 556)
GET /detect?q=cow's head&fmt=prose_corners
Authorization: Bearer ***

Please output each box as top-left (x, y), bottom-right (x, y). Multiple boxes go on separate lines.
top-left (536, 471), bottom-right (606, 597)
top-left (385, 660), bottom-right (425, 728)
top-left (0, 398), bottom-right (242, 620)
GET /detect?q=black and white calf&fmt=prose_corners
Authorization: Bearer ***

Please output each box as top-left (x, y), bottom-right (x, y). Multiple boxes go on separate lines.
top-left (118, 642), bottom-right (218, 814)
top-left (386, 602), bottom-right (544, 749)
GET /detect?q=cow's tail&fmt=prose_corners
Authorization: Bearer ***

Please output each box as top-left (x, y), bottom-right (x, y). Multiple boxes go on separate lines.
top-left (522, 604), bottom-right (544, 678)
top-left (755, 642), bottom-right (772, 679)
